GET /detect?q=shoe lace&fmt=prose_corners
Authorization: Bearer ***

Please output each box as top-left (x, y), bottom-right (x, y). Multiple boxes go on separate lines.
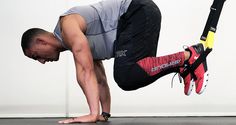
top-left (171, 45), bottom-right (188, 88)
top-left (183, 45), bottom-right (189, 50)
top-left (171, 73), bottom-right (182, 88)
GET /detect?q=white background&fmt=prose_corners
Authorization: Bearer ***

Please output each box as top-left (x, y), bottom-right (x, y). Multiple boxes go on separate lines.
top-left (0, 0), bottom-right (235, 117)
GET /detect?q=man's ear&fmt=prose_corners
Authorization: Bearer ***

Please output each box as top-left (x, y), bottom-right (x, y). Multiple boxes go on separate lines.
top-left (35, 37), bottom-right (47, 45)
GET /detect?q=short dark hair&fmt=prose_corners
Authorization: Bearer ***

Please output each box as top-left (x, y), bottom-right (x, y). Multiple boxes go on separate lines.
top-left (21, 28), bottom-right (47, 54)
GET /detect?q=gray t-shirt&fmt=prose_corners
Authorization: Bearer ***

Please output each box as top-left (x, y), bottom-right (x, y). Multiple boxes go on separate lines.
top-left (54, 0), bottom-right (132, 60)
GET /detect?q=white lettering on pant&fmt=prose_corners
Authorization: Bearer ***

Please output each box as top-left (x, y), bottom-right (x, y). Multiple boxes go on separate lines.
top-left (151, 59), bottom-right (181, 72)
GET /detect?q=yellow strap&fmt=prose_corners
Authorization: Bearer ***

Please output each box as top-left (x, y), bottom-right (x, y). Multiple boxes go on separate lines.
top-left (206, 31), bottom-right (215, 49)
top-left (200, 31), bottom-right (215, 49)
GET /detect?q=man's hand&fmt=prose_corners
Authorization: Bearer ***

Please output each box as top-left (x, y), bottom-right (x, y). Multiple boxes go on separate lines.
top-left (58, 114), bottom-right (99, 124)
top-left (58, 114), bottom-right (110, 124)
top-left (98, 115), bottom-right (107, 122)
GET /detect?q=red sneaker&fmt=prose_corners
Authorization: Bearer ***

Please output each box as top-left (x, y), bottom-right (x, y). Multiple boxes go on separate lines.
top-left (179, 43), bottom-right (209, 95)
top-left (179, 66), bottom-right (194, 96)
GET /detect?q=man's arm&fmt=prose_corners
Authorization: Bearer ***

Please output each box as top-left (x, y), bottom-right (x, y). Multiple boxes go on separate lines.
top-left (94, 61), bottom-right (111, 121)
top-left (58, 15), bottom-right (99, 123)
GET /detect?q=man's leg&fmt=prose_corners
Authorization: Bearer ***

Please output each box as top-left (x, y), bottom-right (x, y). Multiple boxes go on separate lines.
top-left (114, 0), bottom-right (208, 95)
top-left (114, 51), bottom-right (189, 91)
top-left (114, 0), bottom-right (188, 90)
top-left (114, 0), bottom-right (162, 90)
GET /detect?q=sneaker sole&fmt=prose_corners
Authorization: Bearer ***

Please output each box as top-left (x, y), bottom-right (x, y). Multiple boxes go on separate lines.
top-left (197, 71), bottom-right (209, 94)
top-left (186, 80), bottom-right (194, 96)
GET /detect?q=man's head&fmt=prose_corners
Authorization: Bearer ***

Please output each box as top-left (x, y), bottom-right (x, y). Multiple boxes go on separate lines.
top-left (21, 28), bottom-right (62, 64)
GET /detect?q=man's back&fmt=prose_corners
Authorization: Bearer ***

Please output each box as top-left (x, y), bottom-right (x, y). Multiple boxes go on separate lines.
top-left (54, 0), bottom-right (132, 60)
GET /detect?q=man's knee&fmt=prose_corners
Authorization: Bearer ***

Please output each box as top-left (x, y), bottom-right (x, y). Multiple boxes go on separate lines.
top-left (113, 63), bottom-right (149, 91)
top-left (114, 72), bottom-right (139, 91)
top-left (117, 82), bottom-right (139, 91)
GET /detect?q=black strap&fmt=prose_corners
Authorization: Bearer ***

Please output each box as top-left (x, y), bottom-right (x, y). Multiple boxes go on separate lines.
top-left (181, 48), bottom-right (212, 78)
top-left (201, 0), bottom-right (226, 41)
top-left (182, 0), bottom-right (226, 77)
top-left (101, 112), bottom-right (111, 121)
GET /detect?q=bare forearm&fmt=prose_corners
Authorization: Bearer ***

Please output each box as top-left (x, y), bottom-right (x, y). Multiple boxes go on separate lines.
top-left (77, 69), bottom-right (100, 115)
top-left (99, 82), bottom-right (111, 113)
top-left (94, 61), bottom-right (111, 113)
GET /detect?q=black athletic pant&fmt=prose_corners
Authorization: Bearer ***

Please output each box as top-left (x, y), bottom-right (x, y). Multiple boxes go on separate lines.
top-left (113, 0), bottom-right (183, 90)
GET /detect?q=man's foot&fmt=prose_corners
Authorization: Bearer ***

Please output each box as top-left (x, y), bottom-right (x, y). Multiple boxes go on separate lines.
top-left (179, 43), bottom-right (209, 95)
top-left (179, 67), bottom-right (194, 96)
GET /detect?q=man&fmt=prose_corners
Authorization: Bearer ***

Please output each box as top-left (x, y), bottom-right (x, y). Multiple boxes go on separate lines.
top-left (21, 0), bottom-right (209, 123)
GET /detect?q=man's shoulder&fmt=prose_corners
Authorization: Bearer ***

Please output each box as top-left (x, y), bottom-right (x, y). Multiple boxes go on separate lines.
top-left (60, 14), bottom-right (87, 32)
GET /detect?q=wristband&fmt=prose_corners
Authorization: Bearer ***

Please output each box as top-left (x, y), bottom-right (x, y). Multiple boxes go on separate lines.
top-left (101, 112), bottom-right (111, 121)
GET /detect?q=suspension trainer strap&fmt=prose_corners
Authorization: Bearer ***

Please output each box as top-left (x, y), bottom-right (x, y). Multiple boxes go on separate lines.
top-left (201, 0), bottom-right (220, 40)
top-left (201, 0), bottom-right (226, 41)
top-left (210, 0), bottom-right (226, 33)
top-left (181, 0), bottom-right (226, 78)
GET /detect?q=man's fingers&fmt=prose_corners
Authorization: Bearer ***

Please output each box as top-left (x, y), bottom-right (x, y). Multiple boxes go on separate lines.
top-left (58, 115), bottom-right (99, 124)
